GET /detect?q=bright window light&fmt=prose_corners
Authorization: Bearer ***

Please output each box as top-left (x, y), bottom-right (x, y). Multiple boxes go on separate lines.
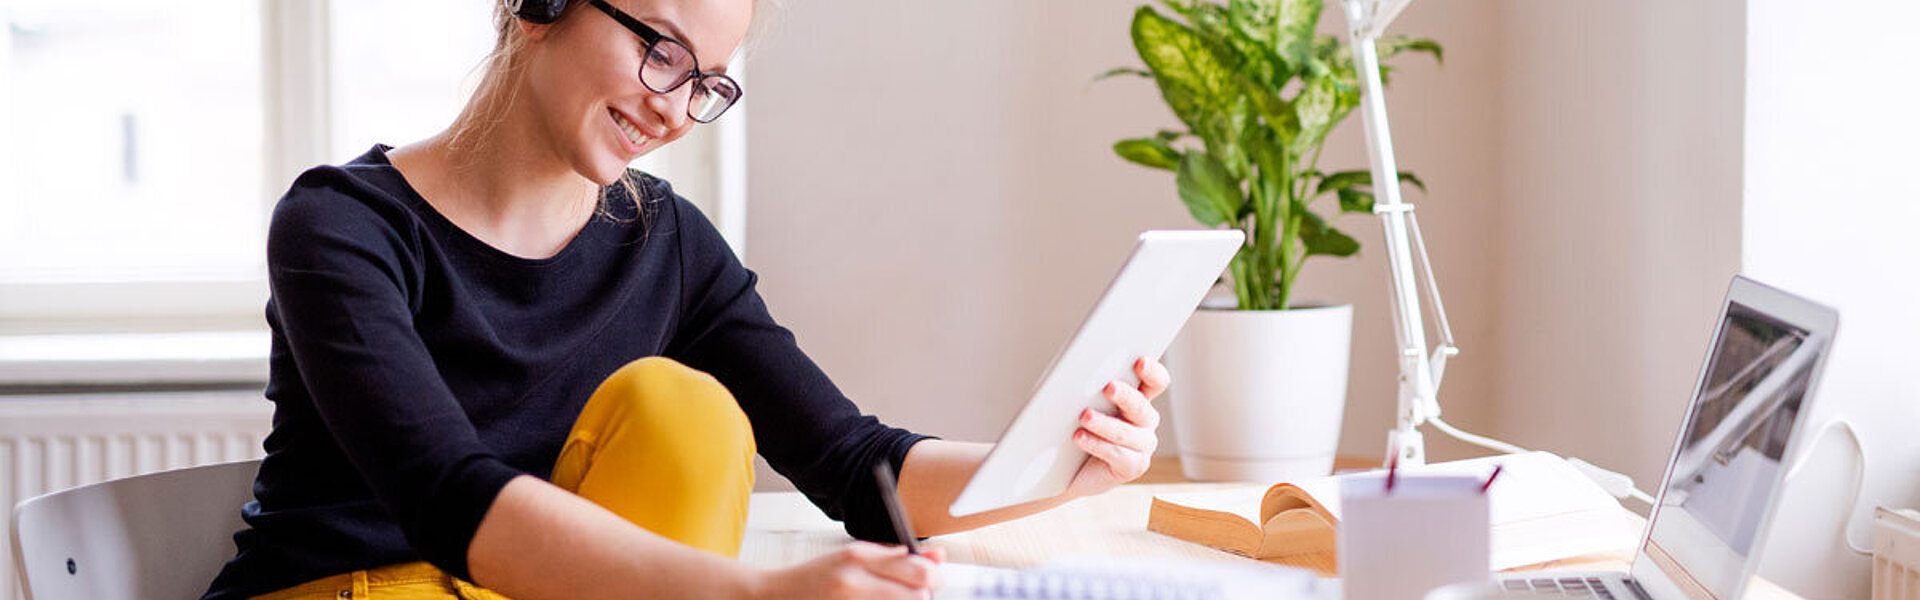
top-left (330, 0), bottom-right (494, 162)
top-left (0, 0), bottom-right (265, 281)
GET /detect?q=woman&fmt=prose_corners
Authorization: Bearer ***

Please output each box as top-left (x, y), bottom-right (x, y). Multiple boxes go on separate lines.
top-left (202, 1), bottom-right (1167, 599)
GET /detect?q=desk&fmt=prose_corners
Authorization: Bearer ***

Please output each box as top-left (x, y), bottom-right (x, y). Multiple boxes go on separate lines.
top-left (739, 459), bottom-right (1800, 598)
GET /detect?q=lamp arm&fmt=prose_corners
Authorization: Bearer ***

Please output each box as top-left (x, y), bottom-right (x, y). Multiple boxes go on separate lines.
top-left (1338, 3), bottom-right (1662, 512)
top-left (1343, 0), bottom-right (1436, 466)
top-left (1408, 211), bottom-right (1458, 393)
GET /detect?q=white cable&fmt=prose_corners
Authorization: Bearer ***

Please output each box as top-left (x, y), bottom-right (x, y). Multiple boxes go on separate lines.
top-left (1567, 457), bottom-right (1657, 505)
top-left (1785, 419), bottom-right (1872, 556)
top-left (1426, 416), bottom-right (1527, 454)
top-left (1425, 416), bottom-right (1658, 505)
top-left (1628, 487), bottom-right (1655, 505)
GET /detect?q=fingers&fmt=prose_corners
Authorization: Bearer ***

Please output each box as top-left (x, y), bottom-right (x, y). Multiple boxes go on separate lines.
top-left (846, 542), bottom-right (941, 591)
top-left (1068, 358), bottom-right (1167, 487)
top-left (1102, 379), bottom-right (1161, 431)
top-left (1078, 408), bottom-right (1153, 452)
top-left (1074, 427), bottom-right (1151, 479)
top-left (1134, 357), bottom-right (1172, 400)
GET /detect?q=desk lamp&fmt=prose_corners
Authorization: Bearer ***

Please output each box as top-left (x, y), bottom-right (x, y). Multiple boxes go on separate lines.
top-left (1341, 3), bottom-right (1654, 505)
top-left (1339, 0), bottom-right (1523, 467)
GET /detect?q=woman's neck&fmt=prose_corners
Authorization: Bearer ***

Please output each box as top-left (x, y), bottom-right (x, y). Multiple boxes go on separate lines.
top-left (389, 84), bottom-right (601, 260)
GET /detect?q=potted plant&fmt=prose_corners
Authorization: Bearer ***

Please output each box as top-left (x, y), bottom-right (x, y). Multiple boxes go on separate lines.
top-left (1106, 0), bottom-right (1439, 481)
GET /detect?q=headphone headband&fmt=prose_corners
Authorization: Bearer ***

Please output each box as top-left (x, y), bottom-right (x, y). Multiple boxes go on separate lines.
top-left (507, 0), bottom-right (568, 24)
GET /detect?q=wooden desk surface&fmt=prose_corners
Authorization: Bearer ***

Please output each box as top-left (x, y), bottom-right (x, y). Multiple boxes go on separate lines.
top-left (741, 482), bottom-right (1257, 570)
top-left (740, 457), bottom-right (1798, 598)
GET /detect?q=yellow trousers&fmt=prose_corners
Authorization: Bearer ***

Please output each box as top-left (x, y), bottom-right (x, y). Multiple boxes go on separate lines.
top-left (253, 357), bottom-right (757, 600)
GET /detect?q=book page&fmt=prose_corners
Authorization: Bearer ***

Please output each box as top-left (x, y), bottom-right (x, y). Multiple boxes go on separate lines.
top-left (1151, 485), bottom-right (1267, 527)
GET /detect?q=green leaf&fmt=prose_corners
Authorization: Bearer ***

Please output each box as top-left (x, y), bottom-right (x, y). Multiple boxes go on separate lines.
top-left (1300, 211), bottom-right (1360, 257)
top-left (1094, 66), bottom-right (1153, 81)
top-left (1245, 129), bottom-right (1289, 231)
top-left (1218, 0), bottom-right (1295, 89)
top-left (1399, 171), bottom-right (1427, 192)
top-left (1291, 75), bottom-right (1339, 155)
top-left (1336, 188), bottom-right (1373, 213)
top-left (1157, 0), bottom-right (1197, 18)
top-left (1155, 129), bottom-right (1187, 142)
top-left (1175, 152), bottom-right (1243, 227)
top-left (1378, 36), bottom-right (1444, 64)
top-left (1240, 77), bottom-right (1298, 138)
top-left (1131, 7), bottom-right (1236, 134)
top-left (1273, 0), bottom-right (1321, 71)
top-left (1132, 5), bottom-right (1258, 175)
top-left (1114, 137), bottom-right (1183, 170)
top-left (1316, 170), bottom-right (1370, 193)
top-left (1314, 170), bottom-right (1427, 194)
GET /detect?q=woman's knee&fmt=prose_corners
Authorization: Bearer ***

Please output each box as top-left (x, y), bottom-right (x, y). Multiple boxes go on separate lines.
top-left (590, 357), bottom-right (754, 453)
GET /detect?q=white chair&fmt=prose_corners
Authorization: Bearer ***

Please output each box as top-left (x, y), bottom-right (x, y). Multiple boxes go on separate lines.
top-left (10, 459), bottom-right (259, 600)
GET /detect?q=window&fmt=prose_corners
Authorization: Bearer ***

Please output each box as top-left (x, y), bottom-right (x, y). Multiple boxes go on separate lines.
top-left (330, 0), bottom-right (494, 162)
top-left (0, 0), bottom-right (744, 336)
top-left (0, 1), bottom-right (266, 284)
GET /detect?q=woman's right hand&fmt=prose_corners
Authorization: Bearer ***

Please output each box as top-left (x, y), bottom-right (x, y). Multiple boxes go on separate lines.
top-left (752, 541), bottom-right (945, 600)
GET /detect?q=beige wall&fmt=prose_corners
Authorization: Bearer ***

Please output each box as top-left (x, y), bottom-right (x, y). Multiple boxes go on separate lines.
top-left (1489, 1), bottom-right (1745, 488)
top-left (742, 0), bottom-right (1741, 498)
top-left (743, 0), bottom-right (1505, 468)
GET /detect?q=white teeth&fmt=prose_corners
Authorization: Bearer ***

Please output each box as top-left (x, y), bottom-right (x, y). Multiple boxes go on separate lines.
top-left (613, 111), bottom-right (649, 147)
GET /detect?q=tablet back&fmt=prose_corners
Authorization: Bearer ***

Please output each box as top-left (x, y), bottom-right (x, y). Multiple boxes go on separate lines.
top-left (949, 230), bottom-right (1243, 516)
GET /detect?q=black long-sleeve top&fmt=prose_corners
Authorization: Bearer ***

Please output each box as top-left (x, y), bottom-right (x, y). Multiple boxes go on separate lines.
top-left (202, 145), bottom-right (929, 600)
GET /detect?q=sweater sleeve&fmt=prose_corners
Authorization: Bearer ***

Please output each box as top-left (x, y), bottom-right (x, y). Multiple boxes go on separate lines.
top-left (661, 197), bottom-right (932, 544)
top-left (265, 172), bottom-right (524, 578)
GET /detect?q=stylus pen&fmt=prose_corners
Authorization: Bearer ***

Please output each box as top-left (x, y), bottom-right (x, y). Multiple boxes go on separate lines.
top-left (873, 461), bottom-right (922, 555)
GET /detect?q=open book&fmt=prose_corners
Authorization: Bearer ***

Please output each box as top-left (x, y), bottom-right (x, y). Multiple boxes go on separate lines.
top-left (1146, 452), bottom-right (1638, 575)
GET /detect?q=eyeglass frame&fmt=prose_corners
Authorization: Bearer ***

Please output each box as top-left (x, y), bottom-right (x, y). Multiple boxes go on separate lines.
top-left (586, 0), bottom-right (742, 123)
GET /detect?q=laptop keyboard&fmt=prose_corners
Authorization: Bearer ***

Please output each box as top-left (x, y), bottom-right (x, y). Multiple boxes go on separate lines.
top-left (1501, 577), bottom-right (1614, 597)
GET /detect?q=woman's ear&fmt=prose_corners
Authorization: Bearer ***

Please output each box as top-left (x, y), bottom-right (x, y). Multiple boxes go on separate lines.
top-left (517, 18), bottom-right (554, 42)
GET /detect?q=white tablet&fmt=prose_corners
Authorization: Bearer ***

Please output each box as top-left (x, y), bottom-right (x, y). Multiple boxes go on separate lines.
top-left (949, 230), bottom-right (1244, 516)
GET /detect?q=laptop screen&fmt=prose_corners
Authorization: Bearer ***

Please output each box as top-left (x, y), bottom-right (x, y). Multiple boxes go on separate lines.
top-left (1640, 300), bottom-right (1824, 598)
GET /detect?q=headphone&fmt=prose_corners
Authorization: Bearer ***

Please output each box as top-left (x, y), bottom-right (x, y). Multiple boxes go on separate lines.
top-left (507, 0), bottom-right (569, 24)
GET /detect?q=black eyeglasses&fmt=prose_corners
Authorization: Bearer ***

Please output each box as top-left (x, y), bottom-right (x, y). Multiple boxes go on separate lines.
top-left (587, 0), bottom-right (742, 123)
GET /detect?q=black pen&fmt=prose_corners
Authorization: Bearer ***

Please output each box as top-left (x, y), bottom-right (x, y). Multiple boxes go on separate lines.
top-left (873, 461), bottom-right (922, 555)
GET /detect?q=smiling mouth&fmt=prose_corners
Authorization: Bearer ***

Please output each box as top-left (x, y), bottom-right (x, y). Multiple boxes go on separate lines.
top-left (610, 108), bottom-right (651, 149)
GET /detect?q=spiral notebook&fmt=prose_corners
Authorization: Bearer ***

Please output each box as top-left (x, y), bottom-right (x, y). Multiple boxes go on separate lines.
top-left (934, 559), bottom-right (1330, 600)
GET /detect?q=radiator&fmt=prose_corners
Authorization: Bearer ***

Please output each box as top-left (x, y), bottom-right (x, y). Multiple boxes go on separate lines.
top-left (1, 391), bottom-right (271, 600)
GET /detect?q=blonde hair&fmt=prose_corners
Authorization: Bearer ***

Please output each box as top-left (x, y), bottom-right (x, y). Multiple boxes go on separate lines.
top-left (450, 0), bottom-right (777, 224)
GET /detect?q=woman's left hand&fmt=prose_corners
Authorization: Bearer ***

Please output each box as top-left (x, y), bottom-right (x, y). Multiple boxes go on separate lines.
top-left (1064, 357), bottom-right (1169, 499)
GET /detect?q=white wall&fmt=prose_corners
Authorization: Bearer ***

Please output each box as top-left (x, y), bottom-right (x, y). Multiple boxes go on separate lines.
top-left (1746, 2), bottom-right (1920, 597)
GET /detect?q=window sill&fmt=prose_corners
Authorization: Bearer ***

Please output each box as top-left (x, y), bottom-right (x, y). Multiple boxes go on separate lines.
top-left (0, 330), bottom-right (269, 388)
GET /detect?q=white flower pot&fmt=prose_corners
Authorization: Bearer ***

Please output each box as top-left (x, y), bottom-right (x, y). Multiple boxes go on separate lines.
top-left (1167, 303), bottom-right (1353, 482)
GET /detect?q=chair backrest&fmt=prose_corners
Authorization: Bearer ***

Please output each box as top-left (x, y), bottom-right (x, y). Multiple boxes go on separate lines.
top-left (10, 459), bottom-right (259, 600)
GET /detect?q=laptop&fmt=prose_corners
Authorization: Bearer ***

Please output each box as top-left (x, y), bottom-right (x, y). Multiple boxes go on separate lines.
top-left (1490, 276), bottom-right (1839, 600)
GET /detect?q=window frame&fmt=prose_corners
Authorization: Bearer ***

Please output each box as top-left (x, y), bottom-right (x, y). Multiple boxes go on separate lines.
top-left (0, 0), bottom-right (748, 383)
top-left (0, 0), bottom-right (747, 328)
top-left (0, 0), bottom-right (324, 326)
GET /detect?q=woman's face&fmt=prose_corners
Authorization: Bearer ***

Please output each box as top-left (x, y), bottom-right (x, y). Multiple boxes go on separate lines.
top-left (522, 0), bottom-right (751, 185)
